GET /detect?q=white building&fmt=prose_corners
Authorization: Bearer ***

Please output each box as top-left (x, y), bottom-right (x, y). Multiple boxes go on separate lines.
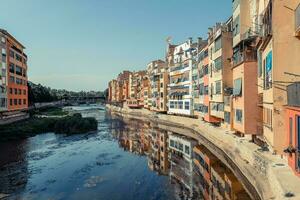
top-left (168, 38), bottom-right (197, 116)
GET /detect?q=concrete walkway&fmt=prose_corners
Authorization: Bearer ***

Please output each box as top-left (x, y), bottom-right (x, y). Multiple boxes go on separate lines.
top-left (107, 105), bottom-right (300, 200)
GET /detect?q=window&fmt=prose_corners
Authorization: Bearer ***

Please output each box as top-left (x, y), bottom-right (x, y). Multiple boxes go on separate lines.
top-left (174, 101), bottom-right (178, 109)
top-left (214, 36), bottom-right (222, 52)
top-left (18, 89), bottom-right (21, 95)
top-left (10, 99), bottom-right (12, 106)
top-left (16, 65), bottom-right (22, 76)
top-left (214, 56), bottom-right (222, 71)
top-left (185, 145), bottom-right (190, 155)
top-left (16, 54), bottom-right (22, 62)
top-left (289, 117), bottom-right (293, 145)
top-left (1, 37), bottom-right (5, 43)
top-left (9, 88), bottom-right (12, 94)
top-left (233, 15), bottom-right (240, 37)
top-left (233, 78), bottom-right (242, 96)
top-left (235, 109), bottom-right (243, 123)
top-left (14, 99), bottom-right (17, 105)
top-left (184, 101), bottom-right (189, 110)
top-left (18, 99), bottom-right (21, 105)
top-left (161, 102), bottom-right (163, 108)
top-left (170, 101), bottom-right (174, 109)
top-left (23, 99), bottom-right (26, 105)
top-left (199, 83), bottom-right (204, 95)
top-left (178, 101), bottom-right (183, 109)
top-left (14, 88), bottom-right (17, 94)
top-left (264, 51), bottom-right (272, 89)
top-left (9, 50), bottom-right (14, 58)
top-left (215, 81), bottom-right (221, 94)
top-left (296, 3), bottom-right (300, 31)
top-left (160, 83), bottom-right (163, 87)
top-left (160, 92), bottom-right (163, 98)
top-left (263, 108), bottom-right (272, 129)
top-left (224, 111), bottom-right (230, 124)
top-left (16, 78), bottom-right (22, 85)
top-left (170, 139), bottom-right (174, 147)
top-left (179, 143), bottom-right (183, 151)
top-left (23, 90), bottom-right (26, 95)
top-left (9, 76), bottom-right (15, 83)
top-left (257, 50), bottom-right (262, 77)
top-left (204, 86), bottom-right (209, 95)
top-left (9, 63), bottom-right (14, 73)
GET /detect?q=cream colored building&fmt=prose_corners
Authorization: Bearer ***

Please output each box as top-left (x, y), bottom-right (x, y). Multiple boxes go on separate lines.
top-left (256, 0), bottom-right (300, 154)
top-left (207, 20), bottom-right (233, 127)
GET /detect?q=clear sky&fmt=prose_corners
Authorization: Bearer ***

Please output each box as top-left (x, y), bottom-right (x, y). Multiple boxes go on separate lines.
top-left (0, 0), bottom-right (231, 91)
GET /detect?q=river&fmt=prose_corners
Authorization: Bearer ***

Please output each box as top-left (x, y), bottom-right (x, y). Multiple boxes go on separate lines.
top-left (0, 105), bottom-right (251, 200)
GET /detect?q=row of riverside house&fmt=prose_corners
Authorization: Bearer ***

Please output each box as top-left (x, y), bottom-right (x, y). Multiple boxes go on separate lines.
top-left (108, 0), bottom-right (300, 177)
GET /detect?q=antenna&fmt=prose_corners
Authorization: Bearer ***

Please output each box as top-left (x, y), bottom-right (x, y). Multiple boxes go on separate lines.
top-left (166, 36), bottom-right (172, 44)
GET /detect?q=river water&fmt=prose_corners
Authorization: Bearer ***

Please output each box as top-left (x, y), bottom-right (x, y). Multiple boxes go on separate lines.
top-left (0, 105), bottom-right (251, 200)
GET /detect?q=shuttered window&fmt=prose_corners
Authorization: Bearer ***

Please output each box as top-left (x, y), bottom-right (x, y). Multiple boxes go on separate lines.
top-left (214, 56), bottom-right (222, 71)
top-left (289, 117), bottom-right (293, 145)
top-left (235, 109), bottom-right (242, 123)
top-left (263, 107), bottom-right (272, 129)
top-left (215, 81), bottom-right (222, 94)
top-left (233, 78), bottom-right (242, 96)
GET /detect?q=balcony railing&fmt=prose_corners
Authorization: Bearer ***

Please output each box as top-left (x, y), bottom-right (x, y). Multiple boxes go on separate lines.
top-left (262, 0), bottom-right (272, 37)
top-left (170, 64), bottom-right (189, 72)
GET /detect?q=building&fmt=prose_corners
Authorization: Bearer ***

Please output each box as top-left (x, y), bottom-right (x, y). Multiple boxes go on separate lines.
top-left (147, 60), bottom-right (168, 112)
top-left (108, 79), bottom-right (117, 103)
top-left (231, 0), bottom-right (260, 138)
top-left (195, 45), bottom-right (211, 122)
top-left (142, 75), bottom-right (150, 109)
top-left (207, 20), bottom-right (233, 127)
top-left (168, 132), bottom-right (197, 198)
top-left (256, 0), bottom-right (300, 153)
top-left (0, 29), bottom-right (28, 112)
top-left (285, 83), bottom-right (300, 177)
top-left (117, 70), bottom-right (131, 102)
top-left (168, 38), bottom-right (197, 116)
top-left (193, 144), bottom-right (219, 200)
top-left (127, 70), bottom-right (147, 108)
top-left (192, 38), bottom-right (208, 120)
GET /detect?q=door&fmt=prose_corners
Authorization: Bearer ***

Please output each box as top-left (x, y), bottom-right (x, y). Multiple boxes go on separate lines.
top-left (297, 116), bottom-right (300, 170)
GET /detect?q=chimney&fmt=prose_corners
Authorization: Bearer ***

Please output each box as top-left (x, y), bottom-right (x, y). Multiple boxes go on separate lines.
top-left (197, 37), bottom-right (202, 45)
top-left (188, 37), bottom-right (193, 45)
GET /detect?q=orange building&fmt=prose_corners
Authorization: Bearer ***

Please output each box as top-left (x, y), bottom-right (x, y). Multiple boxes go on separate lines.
top-left (0, 29), bottom-right (28, 112)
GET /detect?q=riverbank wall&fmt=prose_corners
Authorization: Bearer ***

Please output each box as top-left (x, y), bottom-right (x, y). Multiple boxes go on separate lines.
top-left (106, 104), bottom-right (300, 200)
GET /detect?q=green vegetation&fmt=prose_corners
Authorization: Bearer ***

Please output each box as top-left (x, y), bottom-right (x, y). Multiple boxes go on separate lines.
top-left (36, 107), bottom-right (68, 116)
top-left (0, 113), bottom-right (98, 141)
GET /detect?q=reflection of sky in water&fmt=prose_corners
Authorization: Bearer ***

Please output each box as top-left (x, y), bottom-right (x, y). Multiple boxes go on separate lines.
top-left (0, 107), bottom-right (175, 200)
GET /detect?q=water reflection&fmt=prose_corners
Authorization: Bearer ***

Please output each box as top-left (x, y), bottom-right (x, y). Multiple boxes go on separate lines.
top-left (112, 113), bottom-right (251, 200)
top-left (0, 108), bottom-right (251, 200)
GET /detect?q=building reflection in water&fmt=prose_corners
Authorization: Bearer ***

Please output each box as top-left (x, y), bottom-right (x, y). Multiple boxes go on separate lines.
top-left (112, 114), bottom-right (251, 200)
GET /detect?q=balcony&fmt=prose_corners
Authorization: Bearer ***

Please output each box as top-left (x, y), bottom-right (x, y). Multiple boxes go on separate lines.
top-left (232, 41), bottom-right (257, 67)
top-left (170, 64), bottom-right (189, 72)
top-left (262, 0), bottom-right (272, 38)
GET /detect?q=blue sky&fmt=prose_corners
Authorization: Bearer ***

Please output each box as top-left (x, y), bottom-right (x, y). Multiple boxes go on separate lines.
top-left (0, 0), bottom-right (231, 91)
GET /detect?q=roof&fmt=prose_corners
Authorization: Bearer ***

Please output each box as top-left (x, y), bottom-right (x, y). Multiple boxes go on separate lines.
top-left (0, 29), bottom-right (25, 49)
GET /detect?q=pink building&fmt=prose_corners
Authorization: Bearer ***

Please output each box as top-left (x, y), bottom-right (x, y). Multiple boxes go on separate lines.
top-left (285, 83), bottom-right (300, 177)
